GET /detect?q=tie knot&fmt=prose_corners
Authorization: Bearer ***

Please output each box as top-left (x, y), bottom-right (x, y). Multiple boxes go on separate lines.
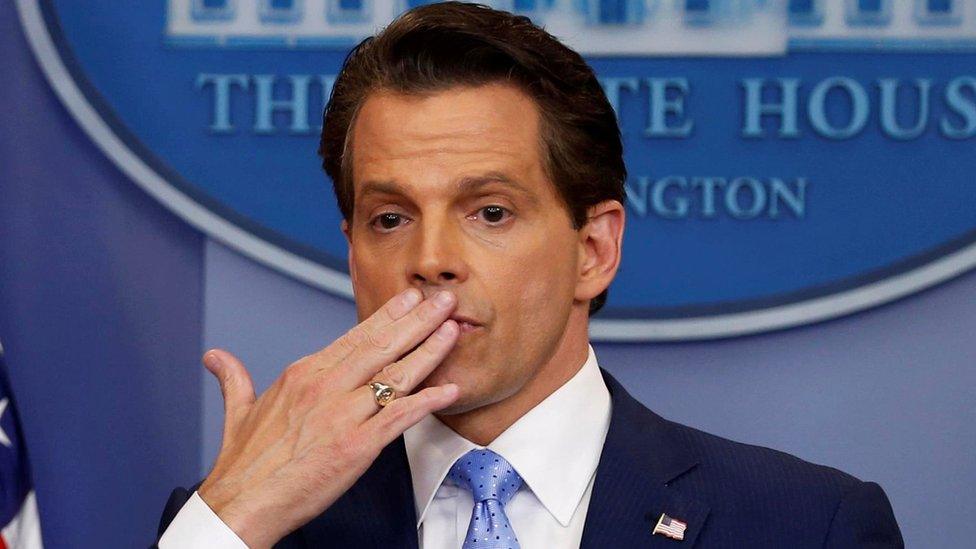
top-left (448, 449), bottom-right (523, 506)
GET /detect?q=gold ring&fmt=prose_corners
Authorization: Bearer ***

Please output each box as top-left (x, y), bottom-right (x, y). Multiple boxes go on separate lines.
top-left (368, 381), bottom-right (396, 407)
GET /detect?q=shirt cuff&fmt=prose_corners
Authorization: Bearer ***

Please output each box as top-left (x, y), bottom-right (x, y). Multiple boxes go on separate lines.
top-left (158, 491), bottom-right (249, 549)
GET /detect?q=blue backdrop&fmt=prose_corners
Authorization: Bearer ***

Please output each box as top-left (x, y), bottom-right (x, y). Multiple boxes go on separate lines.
top-left (2, 1), bottom-right (976, 547)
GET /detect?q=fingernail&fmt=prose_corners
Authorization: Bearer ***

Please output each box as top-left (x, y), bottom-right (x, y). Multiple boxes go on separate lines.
top-left (436, 320), bottom-right (458, 339)
top-left (203, 351), bottom-right (221, 371)
top-left (401, 288), bottom-right (422, 309)
top-left (434, 290), bottom-right (454, 308)
top-left (443, 383), bottom-right (459, 398)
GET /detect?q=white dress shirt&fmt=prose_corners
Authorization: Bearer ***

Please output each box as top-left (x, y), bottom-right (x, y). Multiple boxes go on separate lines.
top-left (159, 345), bottom-right (611, 548)
top-left (405, 344), bottom-right (611, 549)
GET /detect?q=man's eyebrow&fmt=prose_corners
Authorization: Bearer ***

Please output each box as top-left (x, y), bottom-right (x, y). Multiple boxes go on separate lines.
top-left (360, 172), bottom-right (539, 211)
top-left (359, 172), bottom-right (540, 203)
top-left (457, 172), bottom-right (515, 191)
top-left (359, 180), bottom-right (405, 199)
top-left (457, 172), bottom-right (540, 204)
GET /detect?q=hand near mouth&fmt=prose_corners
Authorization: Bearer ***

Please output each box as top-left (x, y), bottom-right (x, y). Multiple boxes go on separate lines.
top-left (196, 288), bottom-right (463, 549)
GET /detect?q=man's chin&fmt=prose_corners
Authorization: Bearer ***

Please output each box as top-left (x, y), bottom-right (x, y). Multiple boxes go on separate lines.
top-left (431, 378), bottom-right (521, 417)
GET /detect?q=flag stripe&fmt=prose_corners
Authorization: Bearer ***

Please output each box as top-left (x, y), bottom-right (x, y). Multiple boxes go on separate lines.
top-left (653, 513), bottom-right (687, 540)
top-left (1, 491), bottom-right (42, 549)
top-left (0, 349), bottom-right (44, 549)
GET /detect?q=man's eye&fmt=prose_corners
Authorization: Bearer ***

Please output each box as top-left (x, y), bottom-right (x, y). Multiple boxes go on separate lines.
top-left (370, 212), bottom-right (407, 232)
top-left (473, 205), bottom-right (511, 225)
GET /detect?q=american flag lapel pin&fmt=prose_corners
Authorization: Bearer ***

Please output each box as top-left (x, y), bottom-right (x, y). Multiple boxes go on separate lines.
top-left (652, 512), bottom-right (688, 541)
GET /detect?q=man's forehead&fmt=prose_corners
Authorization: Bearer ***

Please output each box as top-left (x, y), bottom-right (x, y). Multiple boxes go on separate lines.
top-left (351, 83), bottom-right (541, 157)
top-left (350, 83), bottom-right (547, 194)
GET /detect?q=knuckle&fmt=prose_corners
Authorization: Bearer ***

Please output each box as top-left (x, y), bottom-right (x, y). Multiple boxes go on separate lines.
top-left (277, 370), bottom-right (295, 392)
top-left (336, 327), bottom-right (364, 352)
top-left (344, 324), bottom-right (395, 355)
top-left (366, 327), bottom-right (394, 353)
top-left (299, 371), bottom-right (342, 409)
top-left (379, 361), bottom-right (408, 388)
top-left (291, 353), bottom-right (315, 368)
top-left (280, 364), bottom-right (302, 389)
top-left (381, 301), bottom-right (400, 323)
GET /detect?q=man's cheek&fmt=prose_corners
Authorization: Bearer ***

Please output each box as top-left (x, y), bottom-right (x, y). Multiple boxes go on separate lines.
top-left (354, 264), bottom-right (399, 312)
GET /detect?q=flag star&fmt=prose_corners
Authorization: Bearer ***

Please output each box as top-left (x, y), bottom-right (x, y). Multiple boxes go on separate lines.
top-left (0, 398), bottom-right (11, 448)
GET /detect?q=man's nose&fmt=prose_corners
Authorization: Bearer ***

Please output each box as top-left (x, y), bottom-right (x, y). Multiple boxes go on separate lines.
top-left (407, 212), bottom-right (469, 288)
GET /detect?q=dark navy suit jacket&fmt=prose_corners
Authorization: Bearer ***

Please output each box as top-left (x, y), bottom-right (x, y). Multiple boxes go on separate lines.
top-left (157, 368), bottom-right (904, 548)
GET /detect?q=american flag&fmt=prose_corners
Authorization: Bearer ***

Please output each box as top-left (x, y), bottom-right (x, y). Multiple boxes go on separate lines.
top-left (652, 512), bottom-right (687, 541)
top-left (0, 345), bottom-right (43, 549)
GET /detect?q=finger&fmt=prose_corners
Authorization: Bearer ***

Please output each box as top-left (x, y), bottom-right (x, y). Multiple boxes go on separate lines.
top-left (335, 290), bottom-right (458, 390)
top-left (360, 383), bottom-right (461, 450)
top-left (348, 319), bottom-right (459, 420)
top-left (295, 288), bottom-right (424, 376)
top-left (204, 348), bottom-right (256, 438)
top-left (331, 288), bottom-right (425, 363)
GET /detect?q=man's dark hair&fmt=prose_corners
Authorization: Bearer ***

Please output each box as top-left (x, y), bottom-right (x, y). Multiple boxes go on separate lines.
top-left (319, 1), bottom-right (626, 315)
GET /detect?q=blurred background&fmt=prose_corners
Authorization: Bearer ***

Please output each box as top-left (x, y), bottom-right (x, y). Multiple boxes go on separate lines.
top-left (2, 0), bottom-right (975, 547)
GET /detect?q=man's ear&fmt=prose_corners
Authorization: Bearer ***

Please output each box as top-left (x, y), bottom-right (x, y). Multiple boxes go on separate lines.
top-left (575, 199), bottom-right (625, 303)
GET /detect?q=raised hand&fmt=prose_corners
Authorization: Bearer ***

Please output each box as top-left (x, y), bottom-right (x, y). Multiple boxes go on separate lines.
top-left (196, 288), bottom-right (461, 548)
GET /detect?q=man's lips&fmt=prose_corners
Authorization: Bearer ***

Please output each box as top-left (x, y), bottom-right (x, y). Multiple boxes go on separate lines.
top-left (449, 314), bottom-right (482, 333)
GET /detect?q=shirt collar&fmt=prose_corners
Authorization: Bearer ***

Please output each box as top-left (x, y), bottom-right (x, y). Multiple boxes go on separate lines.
top-left (403, 344), bottom-right (612, 528)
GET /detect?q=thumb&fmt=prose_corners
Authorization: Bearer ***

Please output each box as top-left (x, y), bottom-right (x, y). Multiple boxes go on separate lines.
top-left (203, 348), bottom-right (256, 437)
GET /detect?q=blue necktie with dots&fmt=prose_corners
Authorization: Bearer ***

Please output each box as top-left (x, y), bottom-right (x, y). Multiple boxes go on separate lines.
top-left (448, 449), bottom-right (524, 549)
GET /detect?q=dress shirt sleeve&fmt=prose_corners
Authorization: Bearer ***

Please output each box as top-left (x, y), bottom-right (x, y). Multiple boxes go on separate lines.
top-left (157, 491), bottom-right (249, 549)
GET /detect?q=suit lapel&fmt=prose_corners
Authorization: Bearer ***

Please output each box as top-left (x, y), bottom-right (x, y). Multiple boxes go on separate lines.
top-left (580, 369), bottom-right (710, 548)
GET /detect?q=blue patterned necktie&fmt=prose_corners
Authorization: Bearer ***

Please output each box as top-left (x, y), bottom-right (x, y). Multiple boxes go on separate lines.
top-left (448, 448), bottom-right (524, 549)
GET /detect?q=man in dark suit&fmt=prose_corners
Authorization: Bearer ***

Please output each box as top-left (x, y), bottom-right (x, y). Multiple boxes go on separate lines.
top-left (156, 3), bottom-right (903, 547)
top-left (159, 367), bottom-right (902, 547)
